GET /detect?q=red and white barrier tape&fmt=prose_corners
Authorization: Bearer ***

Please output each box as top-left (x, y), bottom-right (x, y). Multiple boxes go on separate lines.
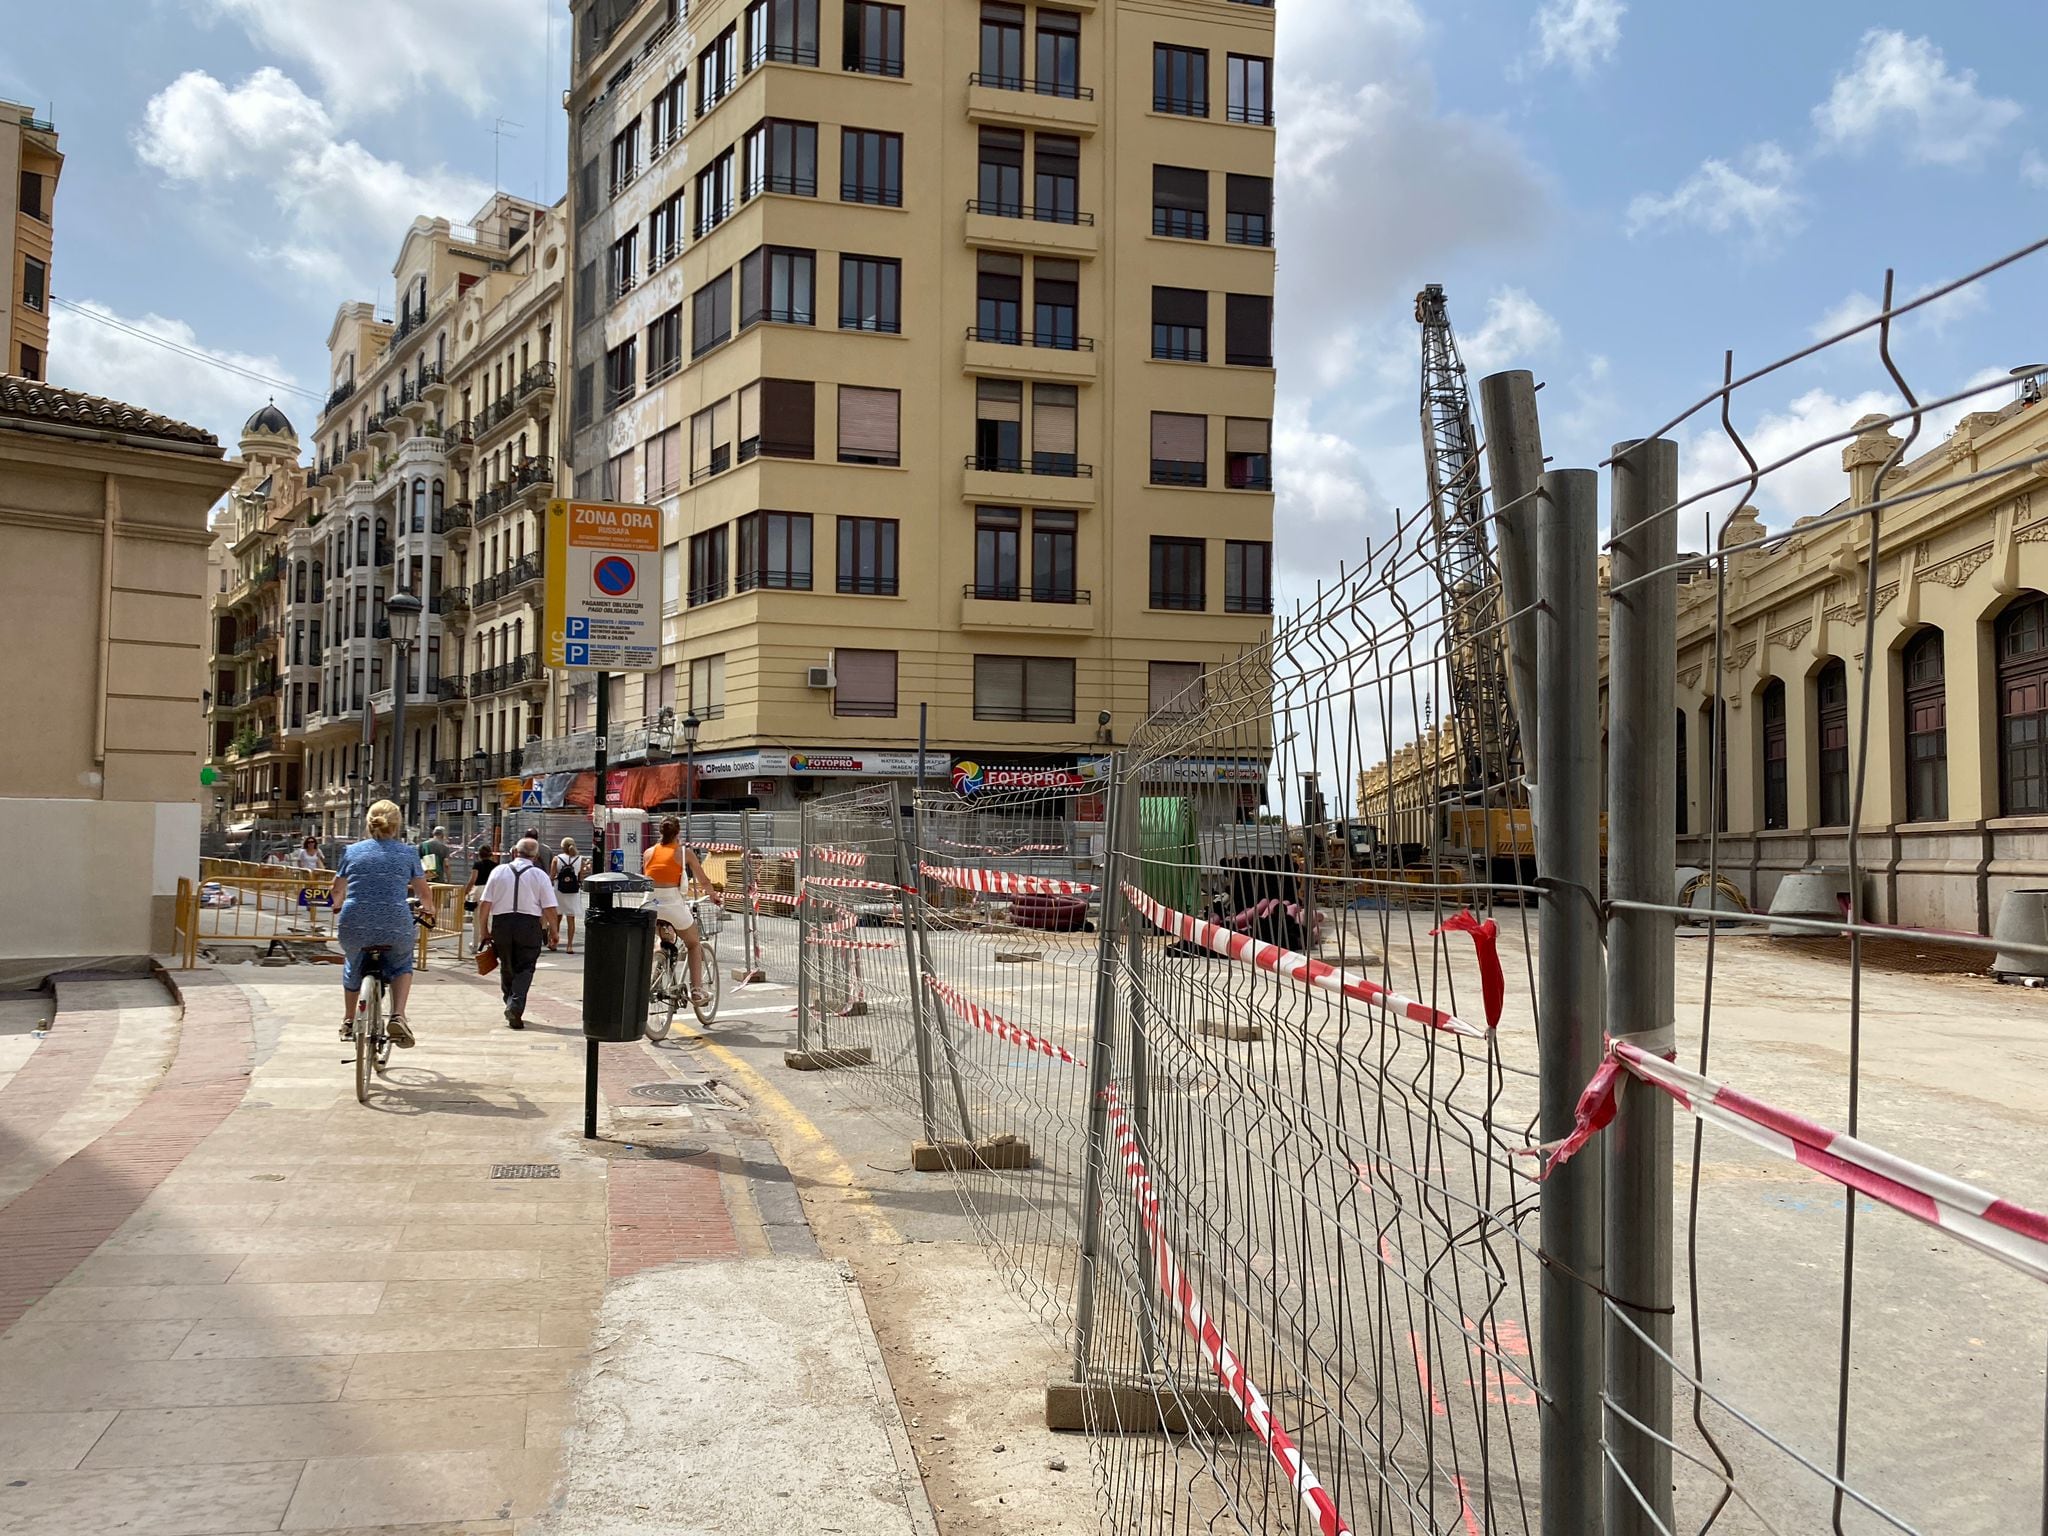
top-left (1538, 1039), bottom-right (2048, 1283)
top-left (922, 864), bottom-right (1099, 898)
top-left (933, 836), bottom-right (1069, 856)
top-left (924, 976), bottom-right (1083, 1065)
top-left (804, 875), bottom-right (912, 897)
top-left (1120, 884), bottom-right (1487, 1039)
top-left (806, 935), bottom-right (897, 951)
top-left (1102, 1084), bottom-right (1353, 1536)
top-left (812, 846), bottom-right (869, 868)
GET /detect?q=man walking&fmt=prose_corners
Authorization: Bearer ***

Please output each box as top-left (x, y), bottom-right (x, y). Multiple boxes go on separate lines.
top-left (420, 825), bottom-right (452, 884)
top-left (474, 836), bottom-right (558, 1029)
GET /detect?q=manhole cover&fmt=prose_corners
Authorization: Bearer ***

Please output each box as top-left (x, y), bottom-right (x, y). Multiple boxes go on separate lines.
top-left (492, 1163), bottom-right (562, 1179)
top-left (616, 1142), bottom-right (710, 1161)
top-left (630, 1082), bottom-right (718, 1104)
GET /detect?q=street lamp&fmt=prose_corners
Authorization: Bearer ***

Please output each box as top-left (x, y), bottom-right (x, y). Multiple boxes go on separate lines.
top-left (681, 711), bottom-right (701, 845)
top-left (471, 747), bottom-right (489, 854)
top-left (385, 589), bottom-right (424, 832)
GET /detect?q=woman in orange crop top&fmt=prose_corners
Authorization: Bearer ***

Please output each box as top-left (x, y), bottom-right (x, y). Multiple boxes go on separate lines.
top-left (644, 816), bottom-right (713, 1002)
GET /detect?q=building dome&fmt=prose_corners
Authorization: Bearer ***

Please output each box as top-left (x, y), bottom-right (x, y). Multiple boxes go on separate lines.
top-left (242, 400), bottom-right (296, 439)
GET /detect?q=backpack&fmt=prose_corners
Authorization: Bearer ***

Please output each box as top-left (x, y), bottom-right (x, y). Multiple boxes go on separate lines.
top-left (555, 853), bottom-right (583, 893)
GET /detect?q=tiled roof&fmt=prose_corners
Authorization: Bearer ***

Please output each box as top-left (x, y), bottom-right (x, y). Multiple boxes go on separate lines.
top-left (0, 374), bottom-right (221, 450)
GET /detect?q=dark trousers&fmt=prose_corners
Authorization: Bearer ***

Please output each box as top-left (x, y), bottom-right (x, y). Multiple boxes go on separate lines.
top-left (491, 913), bottom-right (547, 1017)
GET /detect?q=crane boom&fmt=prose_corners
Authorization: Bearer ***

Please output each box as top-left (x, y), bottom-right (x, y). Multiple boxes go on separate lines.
top-left (1416, 284), bottom-right (1521, 793)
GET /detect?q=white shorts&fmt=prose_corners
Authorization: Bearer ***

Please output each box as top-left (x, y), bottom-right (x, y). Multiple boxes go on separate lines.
top-left (557, 889), bottom-right (587, 919)
top-left (651, 889), bottom-right (698, 933)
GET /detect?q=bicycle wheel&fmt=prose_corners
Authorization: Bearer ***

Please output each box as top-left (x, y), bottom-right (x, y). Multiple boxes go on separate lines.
top-left (645, 949), bottom-right (678, 1042)
top-left (692, 936), bottom-right (721, 1027)
top-left (355, 977), bottom-right (380, 1104)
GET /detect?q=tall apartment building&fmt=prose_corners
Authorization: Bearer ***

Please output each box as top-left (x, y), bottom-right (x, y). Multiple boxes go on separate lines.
top-left (559, 0), bottom-right (1277, 807)
top-left (0, 98), bottom-right (60, 380)
top-left (285, 193), bottom-right (566, 839)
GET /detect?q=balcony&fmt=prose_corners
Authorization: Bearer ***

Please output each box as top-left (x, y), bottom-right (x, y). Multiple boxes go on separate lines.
top-left (418, 362), bottom-right (450, 402)
top-left (441, 501), bottom-right (474, 539)
top-left (468, 654), bottom-right (545, 699)
top-left (962, 456), bottom-right (1097, 510)
top-left (367, 406), bottom-right (400, 444)
top-left (965, 73), bottom-right (1100, 136)
top-left (960, 585), bottom-right (1095, 633)
top-left (248, 675), bottom-right (283, 700)
top-left (964, 200), bottom-right (1099, 260)
top-left (963, 328), bottom-right (1098, 383)
top-left (472, 552), bottom-right (544, 608)
top-left (435, 586), bottom-right (470, 621)
top-left (323, 378), bottom-right (357, 417)
top-left (509, 456), bottom-right (556, 504)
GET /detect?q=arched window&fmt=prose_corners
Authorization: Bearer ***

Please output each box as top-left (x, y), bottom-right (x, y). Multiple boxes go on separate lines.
top-left (411, 477), bottom-right (427, 534)
top-left (293, 561), bottom-right (307, 603)
top-left (355, 518), bottom-right (369, 565)
top-left (1998, 592), bottom-right (2048, 815)
top-left (430, 478), bottom-right (445, 528)
top-left (1675, 709), bottom-right (1688, 835)
top-left (374, 517), bottom-right (389, 561)
top-left (1903, 628), bottom-right (1948, 822)
top-left (1815, 660), bottom-right (1850, 825)
top-left (1760, 679), bottom-right (1788, 830)
top-left (1700, 698), bottom-right (1728, 834)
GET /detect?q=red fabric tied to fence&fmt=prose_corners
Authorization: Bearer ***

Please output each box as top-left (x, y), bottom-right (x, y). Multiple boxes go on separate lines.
top-left (1431, 910), bottom-right (1504, 1029)
top-left (563, 763), bottom-right (697, 809)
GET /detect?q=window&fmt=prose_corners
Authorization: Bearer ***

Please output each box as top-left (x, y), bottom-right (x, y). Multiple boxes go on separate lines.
top-left (692, 270), bottom-right (733, 356)
top-left (19, 342), bottom-right (41, 381)
top-left (1226, 417), bottom-right (1272, 490)
top-left (1036, 10), bottom-right (1081, 97)
top-left (602, 449), bottom-right (634, 502)
top-left (1153, 286), bottom-right (1207, 361)
top-left (840, 255), bottom-right (901, 332)
top-left (698, 23), bottom-right (739, 114)
top-left (737, 511), bottom-right (814, 591)
top-left (757, 378), bottom-right (816, 458)
top-left (1226, 293), bottom-right (1273, 366)
top-left (1904, 628), bottom-right (1948, 823)
top-left (1151, 412), bottom-right (1207, 486)
top-left (1760, 679), bottom-right (1788, 831)
top-left (980, 2), bottom-right (1025, 87)
top-left (609, 120), bottom-right (641, 195)
top-left (746, 0), bottom-right (819, 67)
top-left (1815, 660), bottom-right (1851, 826)
top-left (649, 190), bottom-right (687, 269)
top-left (645, 425), bottom-right (682, 499)
top-left (575, 260), bottom-right (598, 326)
top-left (843, 1), bottom-right (905, 76)
top-left (1151, 537), bottom-right (1206, 610)
top-left (741, 123), bottom-right (818, 203)
top-left (695, 148), bottom-right (736, 234)
top-left (410, 477), bottom-right (427, 533)
top-left (662, 542), bottom-right (681, 611)
top-left (1227, 53), bottom-right (1273, 124)
top-left (21, 255), bottom-right (45, 312)
top-left (1227, 173), bottom-right (1273, 247)
top-left (975, 252), bottom-right (1023, 343)
top-left (841, 128), bottom-right (903, 205)
top-left (689, 526), bottom-right (730, 605)
top-left (740, 245), bottom-right (816, 326)
top-left (1153, 166), bottom-right (1207, 240)
top-left (690, 398), bottom-right (733, 481)
top-left (604, 338), bottom-right (637, 408)
top-left (974, 507), bottom-right (1021, 598)
top-left (1032, 384), bottom-right (1078, 475)
top-left (572, 362), bottom-right (595, 428)
top-left (977, 128), bottom-right (1025, 215)
top-left (1154, 44), bottom-right (1208, 116)
top-left (607, 229), bottom-right (639, 300)
top-left (1034, 135), bottom-right (1080, 223)
top-left (647, 305), bottom-right (683, 385)
top-left (1033, 259), bottom-right (1079, 350)
top-left (1998, 593), bottom-right (2048, 815)
top-left (1150, 661), bottom-right (1205, 716)
top-left (1224, 540), bottom-right (1272, 614)
top-left (974, 655), bottom-right (1075, 722)
top-left (690, 654), bottom-right (728, 719)
top-left (652, 73), bottom-right (687, 155)
top-left (838, 516), bottom-right (899, 594)
top-left (837, 386), bottom-right (900, 465)
top-left (19, 170), bottom-right (45, 221)
top-left (1033, 511), bottom-right (1077, 602)
top-left (975, 379), bottom-right (1023, 470)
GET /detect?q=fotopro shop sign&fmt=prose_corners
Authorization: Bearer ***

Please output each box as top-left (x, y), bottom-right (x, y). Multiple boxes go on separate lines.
top-left (950, 759), bottom-right (1090, 798)
top-left (544, 499), bottom-right (663, 673)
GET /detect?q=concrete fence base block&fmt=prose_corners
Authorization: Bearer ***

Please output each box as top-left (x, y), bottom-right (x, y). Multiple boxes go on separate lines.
top-left (1199, 1017), bottom-right (1262, 1043)
top-left (911, 1134), bottom-right (1033, 1172)
top-left (837, 999), bottom-right (870, 1016)
top-left (782, 1046), bottom-right (875, 1072)
top-left (733, 967), bottom-right (769, 985)
top-left (1043, 1378), bottom-right (1249, 1435)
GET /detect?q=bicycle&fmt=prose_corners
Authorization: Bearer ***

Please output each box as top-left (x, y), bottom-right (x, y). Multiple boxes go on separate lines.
top-left (349, 898), bottom-right (432, 1105)
top-left (646, 895), bottom-right (721, 1040)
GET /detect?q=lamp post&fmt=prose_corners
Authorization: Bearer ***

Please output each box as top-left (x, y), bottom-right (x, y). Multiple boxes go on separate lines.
top-left (471, 747), bottom-right (489, 856)
top-left (681, 712), bottom-right (701, 846)
top-left (385, 590), bottom-right (424, 832)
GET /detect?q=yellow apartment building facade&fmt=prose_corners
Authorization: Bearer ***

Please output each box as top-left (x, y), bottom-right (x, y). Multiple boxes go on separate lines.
top-left (556, 0), bottom-right (1277, 806)
top-left (0, 98), bottom-right (60, 381)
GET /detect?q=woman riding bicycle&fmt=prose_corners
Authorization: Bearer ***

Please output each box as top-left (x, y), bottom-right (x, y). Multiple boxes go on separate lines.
top-left (644, 815), bottom-right (713, 1006)
top-left (330, 799), bottom-right (433, 1048)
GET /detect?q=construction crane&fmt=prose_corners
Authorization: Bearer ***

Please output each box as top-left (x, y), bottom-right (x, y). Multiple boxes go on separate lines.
top-left (1416, 283), bottom-right (1521, 797)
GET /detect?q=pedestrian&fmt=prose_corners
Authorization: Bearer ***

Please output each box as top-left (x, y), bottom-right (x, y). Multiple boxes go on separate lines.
top-left (290, 835), bottom-right (327, 932)
top-left (420, 824), bottom-right (452, 884)
top-left (466, 833), bottom-right (498, 922)
top-left (552, 836), bottom-right (589, 954)
top-left (474, 836), bottom-right (559, 1028)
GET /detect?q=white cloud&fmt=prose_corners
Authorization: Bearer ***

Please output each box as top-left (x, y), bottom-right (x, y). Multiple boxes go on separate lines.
top-left (1528, 0), bottom-right (1626, 78)
top-left (1812, 30), bottom-right (2021, 166)
top-left (1273, 400), bottom-right (1392, 579)
top-left (1460, 287), bottom-right (1561, 374)
top-left (46, 300), bottom-right (304, 451)
top-left (1811, 283), bottom-right (1987, 342)
top-left (191, 0), bottom-right (548, 118)
top-left (2023, 151), bottom-right (2048, 189)
top-left (1626, 142), bottom-right (1799, 243)
top-left (135, 69), bottom-right (492, 294)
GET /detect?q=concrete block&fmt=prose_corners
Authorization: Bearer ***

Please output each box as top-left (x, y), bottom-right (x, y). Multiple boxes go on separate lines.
top-left (911, 1134), bottom-right (1032, 1172)
top-left (1043, 1378), bottom-right (1247, 1435)
top-left (1199, 1018), bottom-right (1263, 1042)
top-left (782, 1046), bottom-right (875, 1071)
top-left (733, 967), bottom-right (769, 984)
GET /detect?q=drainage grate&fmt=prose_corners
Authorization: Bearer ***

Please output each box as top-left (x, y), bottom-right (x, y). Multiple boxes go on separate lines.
top-left (630, 1082), bottom-right (719, 1105)
top-left (492, 1163), bottom-right (562, 1179)
top-left (618, 1142), bottom-right (710, 1161)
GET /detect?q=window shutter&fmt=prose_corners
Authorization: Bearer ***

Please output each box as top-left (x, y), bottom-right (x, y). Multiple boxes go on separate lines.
top-left (974, 655), bottom-right (1025, 719)
top-left (738, 383), bottom-right (760, 449)
top-left (1151, 412), bottom-right (1207, 461)
top-left (1225, 416), bottom-right (1270, 453)
top-left (691, 407), bottom-right (714, 477)
top-left (1033, 385), bottom-right (1077, 454)
top-left (1153, 286), bottom-right (1206, 328)
top-left (710, 398), bottom-right (732, 456)
top-left (1226, 293), bottom-right (1271, 362)
top-left (1226, 173), bottom-right (1271, 216)
top-left (762, 379), bottom-right (816, 457)
top-left (1150, 661), bottom-right (1204, 716)
top-left (976, 379), bottom-right (1023, 422)
top-left (740, 250), bottom-right (763, 325)
top-left (838, 386), bottom-right (900, 459)
top-left (833, 648), bottom-right (897, 716)
top-left (1027, 658), bottom-right (1075, 720)
top-left (1154, 165), bottom-right (1207, 212)
top-left (662, 543), bottom-right (680, 608)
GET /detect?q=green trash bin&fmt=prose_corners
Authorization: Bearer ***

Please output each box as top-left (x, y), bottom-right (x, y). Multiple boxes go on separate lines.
top-left (1138, 795), bottom-right (1200, 916)
top-left (582, 872), bottom-right (655, 1043)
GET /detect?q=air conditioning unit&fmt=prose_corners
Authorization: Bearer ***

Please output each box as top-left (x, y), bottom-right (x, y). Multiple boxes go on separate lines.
top-left (806, 658), bottom-right (836, 690)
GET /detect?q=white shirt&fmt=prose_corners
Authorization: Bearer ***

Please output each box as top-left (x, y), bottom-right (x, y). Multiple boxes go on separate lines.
top-left (481, 857), bottom-right (559, 916)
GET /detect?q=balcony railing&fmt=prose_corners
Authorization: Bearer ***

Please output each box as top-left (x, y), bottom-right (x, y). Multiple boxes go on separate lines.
top-left (468, 654), bottom-right (544, 698)
top-left (749, 41), bottom-right (820, 70)
top-left (844, 52), bottom-right (905, 78)
top-left (966, 72), bottom-right (1093, 100)
top-left (1150, 460), bottom-right (1208, 487)
top-left (688, 579), bottom-right (729, 607)
top-left (965, 454), bottom-right (1094, 478)
top-left (963, 584), bottom-right (1090, 604)
top-left (1226, 102), bottom-right (1276, 127)
top-left (374, 542), bottom-right (395, 567)
top-left (475, 485), bottom-right (514, 522)
top-left (965, 327), bottom-right (1094, 351)
top-left (249, 676), bottom-right (283, 700)
top-left (741, 173), bottom-right (818, 202)
top-left (472, 553), bottom-right (545, 607)
top-left (429, 675), bottom-right (467, 701)
top-left (965, 199), bottom-right (1093, 226)
top-left (346, 431), bottom-right (364, 455)
top-left (442, 502), bottom-right (474, 532)
top-left (392, 303), bottom-right (430, 344)
top-left (324, 378), bottom-right (357, 414)
top-left (511, 456), bottom-right (555, 494)
top-left (436, 586), bottom-right (470, 618)
top-left (1226, 216), bottom-right (1275, 248)
top-left (446, 419), bottom-right (475, 447)
top-left (1152, 210), bottom-right (1208, 240)
top-left (417, 361), bottom-right (446, 393)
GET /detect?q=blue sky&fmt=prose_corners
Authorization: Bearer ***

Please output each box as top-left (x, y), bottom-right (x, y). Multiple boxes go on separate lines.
top-left (4, 0), bottom-right (2045, 579)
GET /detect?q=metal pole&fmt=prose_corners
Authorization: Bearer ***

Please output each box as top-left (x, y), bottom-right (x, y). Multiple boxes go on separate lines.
top-left (910, 779), bottom-right (975, 1144)
top-left (1605, 438), bottom-right (1678, 1535)
top-left (740, 806), bottom-right (761, 981)
top-left (390, 639), bottom-right (409, 828)
top-left (1120, 777), bottom-right (1158, 1374)
top-left (893, 788), bottom-right (941, 1142)
top-left (1478, 370), bottom-right (1545, 801)
top-left (795, 802), bottom-right (813, 1051)
top-left (1071, 753), bottom-right (1127, 1384)
top-left (1537, 467), bottom-right (1606, 1536)
top-left (585, 671), bottom-right (608, 1142)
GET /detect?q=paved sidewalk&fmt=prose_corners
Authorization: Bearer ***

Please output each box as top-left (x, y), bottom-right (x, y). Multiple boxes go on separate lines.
top-left (0, 958), bottom-right (937, 1535)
